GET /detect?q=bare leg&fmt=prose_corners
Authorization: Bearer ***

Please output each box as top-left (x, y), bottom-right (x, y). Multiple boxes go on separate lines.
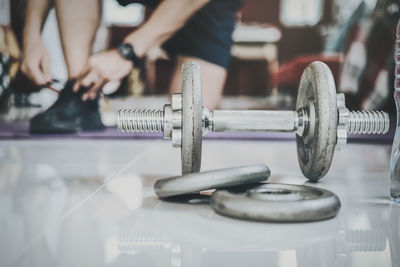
top-left (169, 56), bottom-right (227, 110)
top-left (54, 0), bottom-right (101, 79)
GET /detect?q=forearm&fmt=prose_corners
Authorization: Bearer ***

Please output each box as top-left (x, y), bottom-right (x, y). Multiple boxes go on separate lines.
top-left (124, 0), bottom-right (210, 57)
top-left (23, 0), bottom-right (52, 48)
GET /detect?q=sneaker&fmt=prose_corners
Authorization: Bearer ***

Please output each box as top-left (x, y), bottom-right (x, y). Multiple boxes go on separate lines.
top-left (29, 80), bottom-right (105, 133)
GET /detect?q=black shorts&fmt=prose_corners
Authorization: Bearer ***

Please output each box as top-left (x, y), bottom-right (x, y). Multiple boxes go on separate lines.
top-left (116, 0), bottom-right (244, 69)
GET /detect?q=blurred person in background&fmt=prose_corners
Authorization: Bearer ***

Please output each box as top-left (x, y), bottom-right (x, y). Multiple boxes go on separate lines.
top-left (21, 0), bottom-right (243, 133)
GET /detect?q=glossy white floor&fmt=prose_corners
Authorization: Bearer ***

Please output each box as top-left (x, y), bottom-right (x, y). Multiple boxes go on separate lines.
top-left (0, 139), bottom-right (399, 267)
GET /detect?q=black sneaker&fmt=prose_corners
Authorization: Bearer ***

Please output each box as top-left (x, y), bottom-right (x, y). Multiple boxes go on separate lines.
top-left (29, 80), bottom-right (105, 134)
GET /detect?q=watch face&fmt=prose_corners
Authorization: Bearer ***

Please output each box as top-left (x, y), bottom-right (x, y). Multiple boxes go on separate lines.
top-left (120, 43), bottom-right (133, 59)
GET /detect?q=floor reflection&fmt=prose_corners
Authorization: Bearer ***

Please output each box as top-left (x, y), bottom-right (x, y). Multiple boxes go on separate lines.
top-left (0, 140), bottom-right (398, 267)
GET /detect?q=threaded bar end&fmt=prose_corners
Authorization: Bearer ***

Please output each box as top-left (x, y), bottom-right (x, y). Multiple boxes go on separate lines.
top-left (345, 230), bottom-right (386, 252)
top-left (117, 109), bottom-right (164, 132)
top-left (347, 111), bottom-right (389, 134)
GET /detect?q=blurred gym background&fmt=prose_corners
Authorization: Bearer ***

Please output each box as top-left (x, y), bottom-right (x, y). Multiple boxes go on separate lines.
top-left (0, 0), bottom-right (398, 135)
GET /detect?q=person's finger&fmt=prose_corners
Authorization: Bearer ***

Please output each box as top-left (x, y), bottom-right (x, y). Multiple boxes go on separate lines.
top-left (75, 70), bottom-right (99, 93)
top-left (82, 79), bottom-right (107, 101)
top-left (21, 63), bottom-right (43, 85)
top-left (80, 71), bottom-right (99, 87)
top-left (73, 67), bottom-right (91, 92)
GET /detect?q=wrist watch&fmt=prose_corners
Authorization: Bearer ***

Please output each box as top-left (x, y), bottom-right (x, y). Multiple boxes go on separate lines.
top-left (118, 43), bottom-right (141, 66)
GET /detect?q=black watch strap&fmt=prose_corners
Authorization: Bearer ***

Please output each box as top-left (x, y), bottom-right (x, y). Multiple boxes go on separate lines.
top-left (118, 43), bottom-right (141, 66)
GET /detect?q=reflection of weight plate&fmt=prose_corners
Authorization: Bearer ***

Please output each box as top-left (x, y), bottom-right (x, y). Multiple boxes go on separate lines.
top-left (152, 194), bottom-right (339, 252)
top-left (296, 61), bottom-right (338, 181)
top-left (154, 164), bottom-right (270, 198)
top-left (181, 61), bottom-right (203, 174)
top-left (211, 183), bottom-right (341, 222)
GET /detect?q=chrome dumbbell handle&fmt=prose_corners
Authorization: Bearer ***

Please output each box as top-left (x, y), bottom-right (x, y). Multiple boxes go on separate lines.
top-left (210, 108), bottom-right (312, 139)
top-left (117, 108), bottom-right (306, 135)
top-left (117, 95), bottom-right (390, 145)
top-left (210, 110), bottom-right (305, 134)
top-left (117, 108), bottom-right (390, 135)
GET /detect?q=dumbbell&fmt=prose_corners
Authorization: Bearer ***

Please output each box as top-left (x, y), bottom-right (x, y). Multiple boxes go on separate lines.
top-left (117, 61), bottom-right (389, 181)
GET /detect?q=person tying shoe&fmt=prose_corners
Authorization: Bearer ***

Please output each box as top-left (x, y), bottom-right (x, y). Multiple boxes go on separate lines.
top-left (20, 0), bottom-right (244, 133)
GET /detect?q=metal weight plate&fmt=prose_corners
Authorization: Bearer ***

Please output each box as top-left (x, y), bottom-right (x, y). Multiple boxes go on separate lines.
top-left (181, 61), bottom-right (203, 174)
top-left (296, 61), bottom-right (338, 181)
top-left (154, 164), bottom-right (270, 198)
top-left (211, 183), bottom-right (341, 222)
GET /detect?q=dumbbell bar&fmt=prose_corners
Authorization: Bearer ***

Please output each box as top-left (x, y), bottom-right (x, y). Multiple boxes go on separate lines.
top-left (117, 61), bottom-right (389, 181)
